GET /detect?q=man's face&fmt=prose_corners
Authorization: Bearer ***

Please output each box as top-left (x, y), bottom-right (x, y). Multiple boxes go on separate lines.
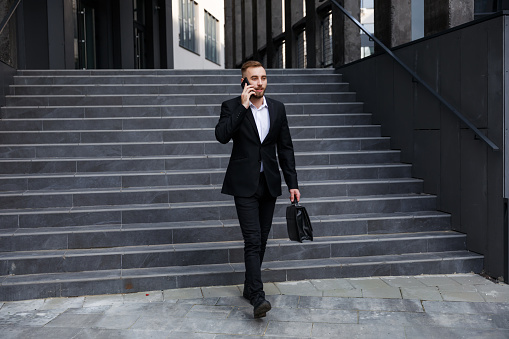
top-left (243, 66), bottom-right (267, 99)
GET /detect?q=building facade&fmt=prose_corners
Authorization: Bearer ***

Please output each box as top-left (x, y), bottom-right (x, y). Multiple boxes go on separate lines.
top-left (0, 0), bottom-right (225, 70)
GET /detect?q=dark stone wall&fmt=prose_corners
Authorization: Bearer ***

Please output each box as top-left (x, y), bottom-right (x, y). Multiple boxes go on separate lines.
top-left (0, 60), bottom-right (15, 108)
top-left (339, 14), bottom-right (508, 280)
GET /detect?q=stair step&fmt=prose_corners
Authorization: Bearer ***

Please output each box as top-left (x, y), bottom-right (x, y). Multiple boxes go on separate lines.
top-left (0, 193), bottom-right (437, 229)
top-left (13, 73), bottom-right (343, 85)
top-left (0, 232), bottom-right (467, 276)
top-left (0, 114), bottom-right (373, 131)
top-left (0, 211), bottom-right (452, 251)
top-left (0, 150), bottom-right (401, 175)
top-left (0, 137), bottom-right (392, 159)
top-left (5, 92), bottom-right (357, 107)
top-left (10, 83), bottom-right (351, 96)
top-left (0, 125), bottom-right (382, 144)
top-left (0, 164), bottom-right (413, 192)
top-left (0, 178), bottom-right (423, 208)
top-left (1, 102), bottom-right (365, 119)
top-left (16, 68), bottom-right (340, 76)
top-left (0, 251), bottom-right (483, 301)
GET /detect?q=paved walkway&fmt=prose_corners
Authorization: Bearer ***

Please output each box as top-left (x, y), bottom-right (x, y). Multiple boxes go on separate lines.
top-left (1, 273), bottom-right (508, 338)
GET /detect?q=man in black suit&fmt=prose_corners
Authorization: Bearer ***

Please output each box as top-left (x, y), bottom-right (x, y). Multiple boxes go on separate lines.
top-left (215, 61), bottom-right (300, 318)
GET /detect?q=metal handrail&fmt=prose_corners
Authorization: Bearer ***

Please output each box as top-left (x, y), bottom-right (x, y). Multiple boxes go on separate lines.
top-left (0, 0), bottom-right (22, 36)
top-left (327, 0), bottom-right (499, 151)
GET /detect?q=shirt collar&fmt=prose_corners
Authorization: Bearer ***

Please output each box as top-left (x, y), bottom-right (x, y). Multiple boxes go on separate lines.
top-left (249, 96), bottom-right (267, 110)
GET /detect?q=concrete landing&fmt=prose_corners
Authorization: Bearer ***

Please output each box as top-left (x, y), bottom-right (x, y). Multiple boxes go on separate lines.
top-left (1, 273), bottom-right (508, 338)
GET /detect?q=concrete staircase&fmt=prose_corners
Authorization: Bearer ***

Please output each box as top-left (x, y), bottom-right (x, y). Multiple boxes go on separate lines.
top-left (0, 69), bottom-right (482, 301)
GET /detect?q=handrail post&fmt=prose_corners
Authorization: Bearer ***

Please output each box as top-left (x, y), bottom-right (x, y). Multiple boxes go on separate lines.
top-left (326, 0), bottom-right (499, 151)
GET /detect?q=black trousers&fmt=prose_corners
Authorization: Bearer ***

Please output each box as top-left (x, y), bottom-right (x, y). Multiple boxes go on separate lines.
top-left (234, 172), bottom-right (277, 304)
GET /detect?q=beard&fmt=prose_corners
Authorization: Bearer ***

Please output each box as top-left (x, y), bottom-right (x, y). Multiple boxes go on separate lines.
top-left (253, 88), bottom-right (265, 98)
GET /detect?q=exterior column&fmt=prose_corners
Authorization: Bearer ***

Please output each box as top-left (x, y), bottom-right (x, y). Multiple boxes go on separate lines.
top-left (224, 0), bottom-right (234, 68)
top-left (305, 0), bottom-right (317, 68)
top-left (332, 0), bottom-right (360, 67)
top-left (160, 0), bottom-right (174, 69)
top-left (256, 0), bottom-right (266, 63)
top-left (424, 0), bottom-right (474, 36)
top-left (235, 0), bottom-right (242, 67)
top-left (374, 0), bottom-right (412, 49)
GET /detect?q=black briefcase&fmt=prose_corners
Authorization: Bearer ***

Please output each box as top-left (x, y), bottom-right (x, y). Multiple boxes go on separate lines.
top-left (286, 201), bottom-right (313, 242)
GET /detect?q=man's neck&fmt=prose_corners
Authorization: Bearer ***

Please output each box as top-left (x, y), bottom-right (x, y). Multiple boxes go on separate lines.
top-left (250, 96), bottom-right (264, 109)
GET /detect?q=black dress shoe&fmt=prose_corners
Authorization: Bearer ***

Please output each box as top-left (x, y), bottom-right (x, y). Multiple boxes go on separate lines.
top-left (253, 299), bottom-right (271, 319)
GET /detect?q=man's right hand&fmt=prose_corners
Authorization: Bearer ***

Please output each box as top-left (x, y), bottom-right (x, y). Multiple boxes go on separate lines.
top-left (241, 80), bottom-right (255, 108)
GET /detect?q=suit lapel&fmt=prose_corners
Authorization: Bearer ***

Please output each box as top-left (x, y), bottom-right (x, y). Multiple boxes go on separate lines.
top-left (239, 97), bottom-right (261, 143)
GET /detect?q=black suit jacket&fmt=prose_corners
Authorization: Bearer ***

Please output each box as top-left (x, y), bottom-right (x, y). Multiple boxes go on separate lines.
top-left (215, 96), bottom-right (298, 198)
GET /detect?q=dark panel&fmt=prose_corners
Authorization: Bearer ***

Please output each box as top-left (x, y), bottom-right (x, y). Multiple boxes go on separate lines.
top-left (438, 30), bottom-right (462, 228)
top-left (460, 129), bottom-right (488, 253)
top-left (0, 61), bottom-right (15, 108)
top-left (374, 55), bottom-right (394, 134)
top-left (392, 47), bottom-right (414, 162)
top-left (413, 130), bottom-right (440, 195)
top-left (22, 0), bottom-right (49, 69)
top-left (47, 0), bottom-right (66, 68)
top-left (460, 23), bottom-right (489, 128)
top-left (413, 38), bottom-right (440, 130)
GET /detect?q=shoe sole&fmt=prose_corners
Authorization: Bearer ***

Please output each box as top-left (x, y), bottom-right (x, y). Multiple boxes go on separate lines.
top-left (254, 302), bottom-right (271, 319)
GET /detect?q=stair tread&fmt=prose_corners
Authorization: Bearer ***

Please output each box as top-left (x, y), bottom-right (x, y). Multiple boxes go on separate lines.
top-left (0, 251), bottom-right (483, 286)
top-left (0, 178), bottom-right (423, 196)
top-left (0, 193), bottom-right (435, 215)
top-left (0, 231), bottom-right (466, 259)
top-left (0, 211), bottom-right (450, 236)
top-left (0, 163), bottom-right (410, 179)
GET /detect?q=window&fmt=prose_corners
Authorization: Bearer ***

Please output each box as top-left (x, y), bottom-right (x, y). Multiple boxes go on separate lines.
top-left (205, 11), bottom-right (219, 64)
top-left (297, 30), bottom-right (307, 68)
top-left (179, 0), bottom-right (197, 53)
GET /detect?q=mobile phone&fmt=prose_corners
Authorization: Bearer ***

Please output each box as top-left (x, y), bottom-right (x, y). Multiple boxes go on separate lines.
top-left (241, 78), bottom-right (250, 89)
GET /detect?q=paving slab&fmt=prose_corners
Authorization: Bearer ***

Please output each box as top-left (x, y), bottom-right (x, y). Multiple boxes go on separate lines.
top-left (475, 284), bottom-right (509, 302)
top-left (201, 285), bottom-right (241, 298)
top-left (186, 304), bottom-right (233, 319)
top-left (274, 281), bottom-right (322, 296)
top-left (346, 277), bottom-right (391, 289)
top-left (177, 317), bottom-right (269, 336)
top-left (400, 286), bottom-right (443, 301)
top-left (361, 287), bottom-right (402, 299)
top-left (93, 314), bottom-right (141, 329)
top-left (311, 323), bottom-right (406, 339)
top-left (404, 325), bottom-right (509, 339)
top-left (74, 328), bottom-right (172, 339)
top-left (163, 287), bottom-right (203, 300)
top-left (440, 290), bottom-right (486, 302)
top-left (310, 278), bottom-right (356, 291)
top-left (83, 294), bottom-right (123, 308)
top-left (448, 274), bottom-right (497, 286)
top-left (0, 299), bottom-right (45, 313)
top-left (229, 306), bottom-right (358, 324)
top-left (6, 326), bottom-right (82, 339)
top-left (45, 313), bottom-right (103, 328)
top-left (415, 275), bottom-right (462, 287)
top-left (123, 290), bottom-right (163, 303)
top-left (265, 320), bottom-right (313, 337)
top-left (423, 300), bottom-right (509, 315)
top-left (298, 296), bottom-right (423, 312)
top-left (38, 297), bottom-right (85, 310)
top-left (381, 276), bottom-right (427, 288)
top-left (322, 288), bottom-right (363, 298)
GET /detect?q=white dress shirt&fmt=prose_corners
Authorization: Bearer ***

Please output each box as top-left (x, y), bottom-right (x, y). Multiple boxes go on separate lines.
top-left (249, 97), bottom-right (270, 172)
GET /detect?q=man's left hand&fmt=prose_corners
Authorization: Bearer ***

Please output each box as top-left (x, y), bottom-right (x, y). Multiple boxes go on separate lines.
top-left (290, 189), bottom-right (300, 203)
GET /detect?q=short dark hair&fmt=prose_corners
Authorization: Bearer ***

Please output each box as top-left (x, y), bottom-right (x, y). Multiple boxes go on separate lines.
top-left (241, 60), bottom-right (264, 77)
